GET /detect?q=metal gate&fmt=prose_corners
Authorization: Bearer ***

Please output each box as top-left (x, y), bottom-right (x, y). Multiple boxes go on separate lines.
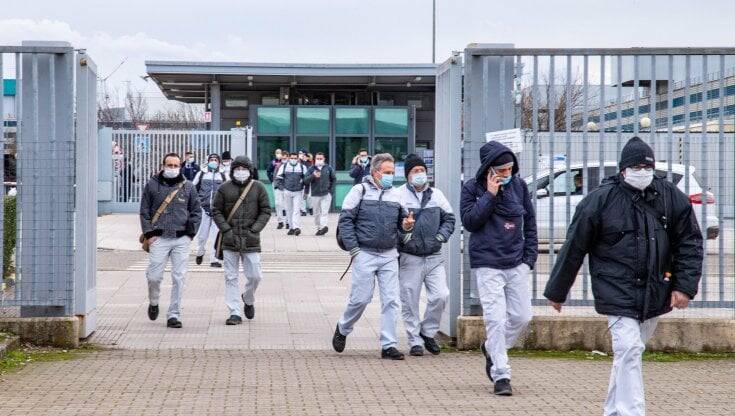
top-left (435, 46), bottom-right (735, 320)
top-left (98, 129), bottom-right (241, 213)
top-left (0, 42), bottom-right (98, 330)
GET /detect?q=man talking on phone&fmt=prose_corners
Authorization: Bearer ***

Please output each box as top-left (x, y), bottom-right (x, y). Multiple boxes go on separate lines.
top-left (460, 141), bottom-right (538, 396)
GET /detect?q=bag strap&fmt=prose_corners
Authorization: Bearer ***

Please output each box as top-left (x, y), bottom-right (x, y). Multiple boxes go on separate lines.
top-left (151, 182), bottom-right (185, 225)
top-left (226, 181), bottom-right (255, 223)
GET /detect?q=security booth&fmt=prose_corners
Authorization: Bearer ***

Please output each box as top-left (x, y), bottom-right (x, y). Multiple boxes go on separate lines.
top-left (145, 61), bottom-right (436, 208)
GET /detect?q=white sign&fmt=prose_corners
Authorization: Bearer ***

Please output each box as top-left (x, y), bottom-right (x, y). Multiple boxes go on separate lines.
top-left (204, 111), bottom-right (212, 123)
top-left (485, 128), bottom-right (523, 153)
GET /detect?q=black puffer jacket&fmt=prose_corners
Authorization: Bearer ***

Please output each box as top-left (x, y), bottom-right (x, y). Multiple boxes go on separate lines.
top-left (212, 156), bottom-right (272, 253)
top-left (544, 174), bottom-right (703, 321)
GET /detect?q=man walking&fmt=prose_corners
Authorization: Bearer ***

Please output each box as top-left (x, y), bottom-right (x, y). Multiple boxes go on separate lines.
top-left (212, 156), bottom-right (272, 325)
top-left (182, 151), bottom-right (200, 181)
top-left (192, 153), bottom-right (228, 267)
top-left (397, 154), bottom-right (455, 357)
top-left (544, 137), bottom-right (703, 415)
top-left (140, 153), bottom-right (201, 328)
top-left (460, 141), bottom-right (537, 396)
top-left (303, 152), bottom-right (336, 235)
top-left (349, 149), bottom-right (371, 185)
top-left (332, 153), bottom-right (412, 360)
top-left (274, 152), bottom-right (308, 236)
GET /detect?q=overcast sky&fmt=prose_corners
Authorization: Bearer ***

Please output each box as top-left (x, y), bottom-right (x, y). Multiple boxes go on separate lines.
top-left (2, 0), bottom-right (734, 105)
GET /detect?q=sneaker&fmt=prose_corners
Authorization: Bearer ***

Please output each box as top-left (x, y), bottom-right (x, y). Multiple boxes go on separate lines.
top-left (494, 378), bottom-right (513, 396)
top-left (409, 345), bottom-right (424, 356)
top-left (300, 211), bottom-right (307, 216)
top-left (293, 228), bottom-right (301, 236)
top-left (277, 222), bottom-right (284, 230)
top-left (147, 304), bottom-right (159, 321)
top-left (481, 343), bottom-right (494, 382)
top-left (225, 315), bottom-right (242, 325)
top-left (316, 227), bottom-right (328, 236)
top-left (195, 255), bottom-right (203, 265)
top-left (381, 347), bottom-right (405, 360)
top-left (166, 318), bottom-right (182, 328)
top-left (210, 262), bottom-right (222, 268)
top-left (420, 333), bottom-right (441, 355)
top-left (243, 303), bottom-right (255, 320)
top-left (287, 229), bottom-right (295, 235)
top-left (332, 324), bottom-right (346, 353)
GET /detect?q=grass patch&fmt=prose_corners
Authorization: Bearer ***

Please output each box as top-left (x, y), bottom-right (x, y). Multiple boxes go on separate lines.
top-left (0, 342), bottom-right (102, 375)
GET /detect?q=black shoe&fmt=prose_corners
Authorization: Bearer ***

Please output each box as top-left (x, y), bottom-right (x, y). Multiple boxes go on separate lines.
top-left (210, 262), bottom-right (222, 268)
top-left (243, 302), bottom-right (255, 320)
top-left (195, 255), bottom-right (203, 265)
top-left (286, 223), bottom-right (290, 230)
top-left (226, 315), bottom-right (242, 325)
top-left (294, 228), bottom-right (301, 236)
top-left (494, 378), bottom-right (513, 396)
top-left (166, 318), bottom-right (182, 328)
top-left (147, 304), bottom-right (159, 321)
top-left (481, 343), bottom-right (494, 382)
top-left (409, 345), bottom-right (424, 356)
top-left (332, 325), bottom-right (346, 353)
top-left (420, 333), bottom-right (441, 355)
top-left (277, 222), bottom-right (284, 230)
top-left (287, 229), bottom-right (295, 235)
top-left (381, 347), bottom-right (405, 360)
top-left (309, 208), bottom-right (314, 215)
top-left (316, 227), bottom-right (328, 236)
top-left (300, 211), bottom-right (307, 216)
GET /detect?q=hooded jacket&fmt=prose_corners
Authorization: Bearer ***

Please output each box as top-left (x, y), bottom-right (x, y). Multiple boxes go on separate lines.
top-left (140, 172), bottom-right (201, 240)
top-left (459, 141), bottom-right (538, 270)
top-left (211, 156), bottom-right (272, 253)
top-left (544, 174), bottom-right (703, 321)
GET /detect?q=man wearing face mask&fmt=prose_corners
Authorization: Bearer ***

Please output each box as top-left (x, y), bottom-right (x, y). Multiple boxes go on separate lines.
top-left (212, 156), bottom-right (272, 325)
top-left (303, 152), bottom-right (336, 236)
top-left (192, 154), bottom-right (228, 267)
top-left (396, 154), bottom-right (455, 357)
top-left (182, 151), bottom-right (200, 181)
top-left (274, 152), bottom-right (308, 236)
top-left (332, 153), bottom-right (412, 360)
top-left (272, 151), bottom-right (290, 229)
top-left (544, 136), bottom-right (703, 416)
top-left (140, 153), bottom-right (202, 329)
top-left (220, 151), bottom-right (233, 174)
top-left (349, 149), bottom-right (372, 185)
top-left (460, 141), bottom-right (538, 396)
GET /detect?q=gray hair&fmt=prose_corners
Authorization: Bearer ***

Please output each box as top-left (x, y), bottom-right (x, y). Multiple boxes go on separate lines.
top-left (370, 153), bottom-right (395, 172)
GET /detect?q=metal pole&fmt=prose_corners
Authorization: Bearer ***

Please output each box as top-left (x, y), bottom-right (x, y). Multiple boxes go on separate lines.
top-left (432, 0), bottom-right (436, 64)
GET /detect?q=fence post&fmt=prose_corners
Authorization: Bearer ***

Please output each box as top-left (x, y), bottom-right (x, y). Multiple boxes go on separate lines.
top-left (230, 128), bottom-right (247, 158)
top-left (98, 127), bottom-right (113, 203)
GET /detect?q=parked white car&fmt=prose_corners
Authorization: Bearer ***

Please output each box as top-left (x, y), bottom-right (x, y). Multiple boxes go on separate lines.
top-left (524, 162), bottom-right (719, 242)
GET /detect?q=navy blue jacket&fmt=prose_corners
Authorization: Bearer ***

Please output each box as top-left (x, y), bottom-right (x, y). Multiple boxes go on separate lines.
top-left (460, 141), bottom-right (538, 270)
top-left (182, 161), bottom-right (200, 181)
top-left (349, 159), bottom-right (371, 185)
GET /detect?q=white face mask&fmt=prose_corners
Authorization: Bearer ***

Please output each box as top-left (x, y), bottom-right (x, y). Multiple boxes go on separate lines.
top-left (163, 168), bottom-right (180, 179)
top-left (315, 160), bottom-right (325, 168)
top-left (624, 168), bottom-right (654, 191)
top-left (233, 169), bottom-right (250, 182)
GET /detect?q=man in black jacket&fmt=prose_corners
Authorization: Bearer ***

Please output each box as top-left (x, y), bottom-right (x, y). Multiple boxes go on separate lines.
top-left (544, 137), bottom-right (703, 416)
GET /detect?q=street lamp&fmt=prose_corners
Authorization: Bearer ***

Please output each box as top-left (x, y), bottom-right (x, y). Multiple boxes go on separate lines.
top-left (586, 121), bottom-right (599, 132)
top-left (639, 116), bottom-right (651, 130)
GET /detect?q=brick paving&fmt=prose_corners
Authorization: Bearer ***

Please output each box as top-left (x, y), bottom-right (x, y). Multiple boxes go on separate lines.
top-left (0, 214), bottom-right (731, 414)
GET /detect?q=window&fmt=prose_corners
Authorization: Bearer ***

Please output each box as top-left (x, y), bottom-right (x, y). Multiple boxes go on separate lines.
top-left (673, 114), bottom-right (685, 124)
top-left (256, 136), bottom-right (289, 173)
top-left (707, 89), bottom-right (720, 100)
top-left (335, 137), bottom-right (368, 171)
top-left (257, 107), bottom-right (291, 135)
top-left (690, 92), bottom-right (703, 104)
top-left (727, 85), bottom-right (735, 96)
top-left (375, 137), bottom-right (408, 177)
top-left (638, 104), bottom-right (650, 114)
top-left (335, 108), bottom-right (369, 135)
top-left (690, 111), bottom-right (702, 121)
top-left (374, 108), bottom-right (408, 136)
top-left (296, 107), bottom-right (329, 135)
top-left (672, 96), bottom-right (684, 107)
top-left (225, 97), bottom-right (248, 108)
top-left (296, 136), bottom-right (329, 161)
top-left (621, 108), bottom-right (634, 118)
top-left (604, 112), bottom-right (617, 121)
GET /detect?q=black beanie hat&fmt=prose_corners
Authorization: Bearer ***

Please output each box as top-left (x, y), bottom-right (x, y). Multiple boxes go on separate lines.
top-left (221, 151), bottom-right (232, 160)
top-left (619, 137), bottom-right (655, 171)
top-left (491, 152), bottom-right (515, 168)
top-left (404, 154), bottom-right (427, 176)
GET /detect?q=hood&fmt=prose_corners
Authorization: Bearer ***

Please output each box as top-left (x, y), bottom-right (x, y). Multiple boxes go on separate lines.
top-left (475, 141), bottom-right (519, 183)
top-left (231, 155), bottom-right (253, 171)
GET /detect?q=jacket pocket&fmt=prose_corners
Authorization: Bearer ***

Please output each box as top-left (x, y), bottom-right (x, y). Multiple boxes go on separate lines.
top-left (599, 220), bottom-right (635, 247)
top-left (243, 229), bottom-right (259, 249)
top-left (592, 273), bottom-right (636, 309)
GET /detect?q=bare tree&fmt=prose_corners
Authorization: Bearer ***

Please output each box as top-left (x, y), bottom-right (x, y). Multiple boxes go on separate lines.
top-left (521, 74), bottom-right (586, 131)
top-left (98, 81), bottom-right (123, 125)
top-left (125, 89), bottom-right (149, 126)
top-left (149, 103), bottom-right (205, 130)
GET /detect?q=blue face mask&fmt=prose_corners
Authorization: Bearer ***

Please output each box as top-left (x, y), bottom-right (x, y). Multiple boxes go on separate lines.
top-left (289, 160), bottom-right (298, 166)
top-left (500, 175), bottom-right (512, 186)
top-left (208, 161), bottom-right (219, 170)
top-left (410, 172), bottom-right (428, 187)
top-left (379, 173), bottom-right (394, 189)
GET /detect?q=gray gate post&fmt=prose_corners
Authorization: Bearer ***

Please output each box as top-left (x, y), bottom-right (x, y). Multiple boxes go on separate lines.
top-left (230, 128), bottom-right (247, 158)
top-left (97, 127), bottom-right (113, 204)
top-left (434, 52), bottom-right (463, 337)
top-left (462, 44), bottom-right (515, 316)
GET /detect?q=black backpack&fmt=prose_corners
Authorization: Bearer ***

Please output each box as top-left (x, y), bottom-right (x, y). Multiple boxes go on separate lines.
top-left (336, 184), bottom-right (366, 251)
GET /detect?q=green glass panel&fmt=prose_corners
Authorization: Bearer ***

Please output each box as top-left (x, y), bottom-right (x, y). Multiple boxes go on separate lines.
top-left (335, 108), bottom-right (369, 135)
top-left (257, 136), bottom-right (290, 173)
top-left (335, 137), bottom-right (369, 171)
top-left (257, 107), bottom-right (291, 135)
top-left (296, 107), bottom-right (330, 135)
top-left (374, 108), bottom-right (408, 136)
top-left (375, 137), bottom-right (408, 178)
top-left (295, 136), bottom-right (330, 161)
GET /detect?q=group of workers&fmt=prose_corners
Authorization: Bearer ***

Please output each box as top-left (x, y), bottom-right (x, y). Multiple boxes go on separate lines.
top-left (139, 136), bottom-right (703, 414)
